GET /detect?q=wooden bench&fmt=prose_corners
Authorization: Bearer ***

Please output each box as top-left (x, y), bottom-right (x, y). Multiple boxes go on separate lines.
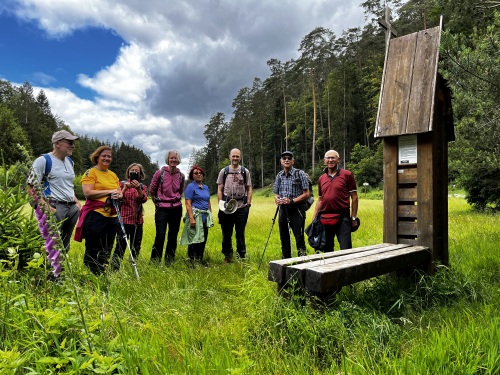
top-left (268, 243), bottom-right (430, 297)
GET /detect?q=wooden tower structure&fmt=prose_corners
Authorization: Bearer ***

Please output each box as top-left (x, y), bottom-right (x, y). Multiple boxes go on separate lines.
top-left (375, 17), bottom-right (454, 270)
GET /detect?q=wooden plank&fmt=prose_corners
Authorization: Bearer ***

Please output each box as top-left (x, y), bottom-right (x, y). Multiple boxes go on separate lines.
top-left (305, 246), bottom-right (430, 293)
top-left (375, 33), bottom-right (418, 137)
top-left (406, 26), bottom-right (441, 133)
top-left (398, 221), bottom-right (418, 236)
top-left (397, 168), bottom-right (417, 184)
top-left (398, 238), bottom-right (418, 246)
top-left (398, 187), bottom-right (417, 201)
top-left (286, 244), bottom-right (412, 286)
top-left (374, 18), bottom-right (392, 140)
top-left (383, 139), bottom-right (398, 243)
top-left (268, 243), bottom-right (396, 283)
top-left (417, 133), bottom-right (433, 250)
top-left (398, 204), bottom-right (417, 218)
top-left (432, 82), bottom-right (449, 266)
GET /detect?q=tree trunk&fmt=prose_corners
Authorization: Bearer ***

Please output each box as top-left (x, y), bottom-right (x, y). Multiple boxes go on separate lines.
top-left (311, 76), bottom-right (317, 173)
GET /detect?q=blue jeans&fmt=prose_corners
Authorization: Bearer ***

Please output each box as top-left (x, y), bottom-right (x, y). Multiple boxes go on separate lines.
top-left (151, 206), bottom-right (182, 263)
top-left (219, 205), bottom-right (249, 258)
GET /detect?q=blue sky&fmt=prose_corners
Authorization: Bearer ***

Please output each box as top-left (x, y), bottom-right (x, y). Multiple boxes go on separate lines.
top-left (0, 0), bottom-right (368, 170)
top-left (0, 15), bottom-right (124, 99)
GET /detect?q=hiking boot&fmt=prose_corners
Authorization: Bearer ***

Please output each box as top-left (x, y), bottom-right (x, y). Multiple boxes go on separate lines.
top-left (224, 255), bottom-right (232, 264)
top-left (298, 248), bottom-right (307, 257)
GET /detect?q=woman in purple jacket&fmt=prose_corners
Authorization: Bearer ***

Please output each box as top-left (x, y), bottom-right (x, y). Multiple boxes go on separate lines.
top-left (149, 150), bottom-right (185, 264)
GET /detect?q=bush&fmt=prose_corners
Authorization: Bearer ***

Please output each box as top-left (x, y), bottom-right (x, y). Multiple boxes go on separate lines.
top-left (348, 141), bottom-right (383, 187)
top-left (0, 162), bottom-right (44, 270)
top-left (74, 174), bottom-right (84, 200)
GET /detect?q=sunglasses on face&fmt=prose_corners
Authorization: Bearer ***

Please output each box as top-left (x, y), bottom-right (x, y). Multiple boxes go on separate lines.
top-left (282, 157), bottom-right (292, 161)
top-left (60, 139), bottom-right (75, 146)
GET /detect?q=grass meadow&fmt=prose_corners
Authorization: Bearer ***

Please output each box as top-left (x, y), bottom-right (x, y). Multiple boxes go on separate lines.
top-left (1, 189), bottom-right (499, 374)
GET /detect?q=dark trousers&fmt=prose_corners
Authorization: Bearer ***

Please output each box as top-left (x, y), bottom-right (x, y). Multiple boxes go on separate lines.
top-left (187, 222), bottom-right (209, 261)
top-left (323, 216), bottom-right (352, 252)
top-left (278, 205), bottom-right (306, 258)
top-left (111, 223), bottom-right (143, 270)
top-left (151, 206), bottom-right (182, 263)
top-left (219, 205), bottom-right (249, 258)
top-left (83, 211), bottom-right (118, 275)
top-left (54, 203), bottom-right (80, 251)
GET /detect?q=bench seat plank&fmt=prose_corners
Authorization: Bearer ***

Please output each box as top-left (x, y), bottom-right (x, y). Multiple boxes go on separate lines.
top-left (268, 243), bottom-right (398, 284)
top-left (304, 245), bottom-right (430, 293)
top-left (285, 243), bottom-right (412, 286)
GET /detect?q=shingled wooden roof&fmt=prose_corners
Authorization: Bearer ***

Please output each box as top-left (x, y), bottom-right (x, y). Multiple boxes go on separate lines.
top-left (375, 21), bottom-right (442, 138)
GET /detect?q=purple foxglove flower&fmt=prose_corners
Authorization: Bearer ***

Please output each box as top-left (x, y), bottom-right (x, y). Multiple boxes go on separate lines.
top-left (45, 238), bottom-right (55, 252)
top-left (32, 191), bottom-right (63, 277)
top-left (52, 263), bottom-right (62, 277)
top-left (47, 250), bottom-right (60, 262)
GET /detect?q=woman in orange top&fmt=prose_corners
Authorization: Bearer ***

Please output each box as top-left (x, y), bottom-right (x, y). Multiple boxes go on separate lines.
top-left (75, 145), bottom-right (122, 275)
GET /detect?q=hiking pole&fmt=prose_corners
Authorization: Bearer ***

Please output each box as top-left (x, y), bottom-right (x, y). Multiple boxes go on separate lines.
top-left (112, 199), bottom-right (140, 279)
top-left (258, 205), bottom-right (280, 269)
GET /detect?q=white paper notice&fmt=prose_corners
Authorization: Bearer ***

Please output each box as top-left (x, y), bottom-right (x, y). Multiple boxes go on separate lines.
top-left (399, 135), bottom-right (417, 164)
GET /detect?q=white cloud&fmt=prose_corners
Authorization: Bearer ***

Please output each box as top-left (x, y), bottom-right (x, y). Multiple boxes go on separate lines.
top-left (77, 42), bottom-right (152, 104)
top-left (31, 72), bottom-right (56, 85)
top-left (11, 0), bottom-right (366, 168)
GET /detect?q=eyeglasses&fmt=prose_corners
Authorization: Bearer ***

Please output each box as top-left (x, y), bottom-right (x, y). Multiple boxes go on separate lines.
top-left (282, 157), bottom-right (293, 161)
top-left (60, 139), bottom-right (75, 146)
top-left (193, 172), bottom-right (203, 175)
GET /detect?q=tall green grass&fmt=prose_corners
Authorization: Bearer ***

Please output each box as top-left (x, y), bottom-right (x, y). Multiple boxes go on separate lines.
top-left (1, 194), bottom-right (499, 374)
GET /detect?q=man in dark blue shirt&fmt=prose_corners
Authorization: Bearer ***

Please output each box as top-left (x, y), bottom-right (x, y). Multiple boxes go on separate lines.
top-left (273, 151), bottom-right (310, 258)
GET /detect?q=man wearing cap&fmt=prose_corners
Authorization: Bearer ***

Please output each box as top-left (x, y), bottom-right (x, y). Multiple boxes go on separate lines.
top-left (273, 151), bottom-right (310, 258)
top-left (28, 130), bottom-right (81, 251)
top-left (216, 148), bottom-right (252, 263)
top-left (312, 149), bottom-right (358, 252)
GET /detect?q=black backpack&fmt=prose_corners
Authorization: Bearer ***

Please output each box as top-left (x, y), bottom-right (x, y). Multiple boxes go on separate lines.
top-left (222, 166), bottom-right (247, 185)
top-left (305, 216), bottom-right (325, 250)
top-left (303, 172), bottom-right (314, 210)
top-left (41, 153), bottom-right (74, 197)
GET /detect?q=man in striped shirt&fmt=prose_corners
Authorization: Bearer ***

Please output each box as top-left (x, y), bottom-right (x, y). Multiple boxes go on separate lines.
top-left (273, 151), bottom-right (310, 259)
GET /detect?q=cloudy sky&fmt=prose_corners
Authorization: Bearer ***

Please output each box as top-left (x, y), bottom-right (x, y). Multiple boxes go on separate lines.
top-left (0, 0), bottom-right (367, 171)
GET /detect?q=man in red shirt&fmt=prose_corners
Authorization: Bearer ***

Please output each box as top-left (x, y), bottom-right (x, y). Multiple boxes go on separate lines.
top-left (312, 149), bottom-right (359, 251)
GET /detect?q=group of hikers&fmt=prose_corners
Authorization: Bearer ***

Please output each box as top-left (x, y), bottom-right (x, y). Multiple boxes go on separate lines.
top-left (28, 130), bottom-right (359, 276)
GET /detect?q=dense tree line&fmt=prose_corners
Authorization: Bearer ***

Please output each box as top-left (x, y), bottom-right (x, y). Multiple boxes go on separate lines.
top-left (192, 0), bottom-right (499, 209)
top-left (0, 80), bottom-right (159, 186)
top-left (440, 5), bottom-right (500, 209)
top-left (0, 0), bottom-right (498, 209)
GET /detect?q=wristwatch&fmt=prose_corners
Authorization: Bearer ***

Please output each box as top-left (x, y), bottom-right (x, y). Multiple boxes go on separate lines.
top-left (351, 216), bottom-right (357, 221)
top-left (290, 198), bottom-right (294, 205)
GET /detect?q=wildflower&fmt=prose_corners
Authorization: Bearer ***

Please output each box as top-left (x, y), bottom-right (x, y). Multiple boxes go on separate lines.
top-left (32, 194), bottom-right (63, 277)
